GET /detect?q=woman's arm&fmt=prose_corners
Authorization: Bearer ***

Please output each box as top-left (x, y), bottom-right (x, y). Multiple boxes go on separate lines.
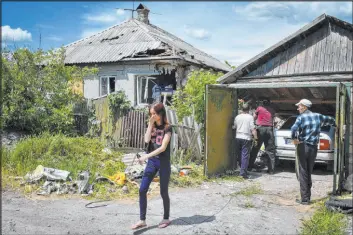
top-left (139, 132), bottom-right (171, 162)
top-left (144, 121), bottom-right (154, 143)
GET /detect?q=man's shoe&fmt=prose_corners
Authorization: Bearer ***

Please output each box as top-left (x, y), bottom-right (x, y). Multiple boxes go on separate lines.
top-left (296, 199), bottom-right (310, 205)
top-left (267, 169), bottom-right (275, 175)
top-left (241, 175), bottom-right (249, 179)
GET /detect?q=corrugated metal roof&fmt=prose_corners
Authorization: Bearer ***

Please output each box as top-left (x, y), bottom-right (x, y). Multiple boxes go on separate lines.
top-left (64, 19), bottom-right (230, 72)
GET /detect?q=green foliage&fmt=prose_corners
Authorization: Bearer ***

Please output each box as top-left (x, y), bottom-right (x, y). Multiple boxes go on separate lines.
top-left (300, 202), bottom-right (348, 235)
top-left (230, 184), bottom-right (263, 197)
top-left (170, 163), bottom-right (206, 187)
top-left (107, 90), bottom-right (131, 117)
top-left (2, 48), bottom-right (98, 134)
top-left (225, 60), bottom-right (236, 70)
top-left (171, 69), bottom-right (224, 132)
top-left (2, 133), bottom-right (125, 180)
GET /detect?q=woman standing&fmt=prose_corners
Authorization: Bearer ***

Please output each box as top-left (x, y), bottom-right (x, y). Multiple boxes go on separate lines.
top-left (131, 102), bottom-right (172, 230)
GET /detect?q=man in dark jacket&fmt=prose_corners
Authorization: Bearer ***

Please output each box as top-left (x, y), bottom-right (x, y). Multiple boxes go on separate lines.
top-left (248, 98), bottom-right (276, 174)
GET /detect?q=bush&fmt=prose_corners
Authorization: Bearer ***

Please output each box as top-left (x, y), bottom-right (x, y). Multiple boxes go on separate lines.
top-left (2, 48), bottom-right (98, 134)
top-left (172, 69), bottom-right (224, 126)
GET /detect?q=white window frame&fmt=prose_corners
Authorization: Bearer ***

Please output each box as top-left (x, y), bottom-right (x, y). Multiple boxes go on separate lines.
top-left (136, 76), bottom-right (158, 106)
top-left (99, 76), bottom-right (116, 97)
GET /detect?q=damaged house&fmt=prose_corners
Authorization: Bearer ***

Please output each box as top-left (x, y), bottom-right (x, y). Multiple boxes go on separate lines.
top-left (64, 4), bottom-right (230, 107)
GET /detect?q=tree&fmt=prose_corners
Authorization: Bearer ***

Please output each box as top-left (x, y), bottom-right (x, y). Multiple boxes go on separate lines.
top-left (225, 60), bottom-right (236, 70)
top-left (2, 48), bottom-right (98, 134)
top-left (171, 69), bottom-right (224, 136)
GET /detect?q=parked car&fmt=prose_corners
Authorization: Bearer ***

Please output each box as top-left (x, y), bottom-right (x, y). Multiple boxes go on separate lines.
top-left (274, 115), bottom-right (335, 170)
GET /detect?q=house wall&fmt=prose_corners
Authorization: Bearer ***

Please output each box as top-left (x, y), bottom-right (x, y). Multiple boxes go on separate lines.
top-left (84, 63), bottom-right (159, 103)
top-left (83, 62), bottom-right (203, 105)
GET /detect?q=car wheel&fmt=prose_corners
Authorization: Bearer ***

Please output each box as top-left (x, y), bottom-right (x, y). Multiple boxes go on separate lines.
top-left (326, 162), bottom-right (334, 172)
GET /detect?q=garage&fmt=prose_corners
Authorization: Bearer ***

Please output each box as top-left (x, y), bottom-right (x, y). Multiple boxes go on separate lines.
top-left (204, 14), bottom-right (353, 195)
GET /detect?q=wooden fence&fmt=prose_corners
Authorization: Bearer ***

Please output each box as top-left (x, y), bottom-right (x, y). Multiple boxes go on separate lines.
top-left (74, 98), bottom-right (203, 159)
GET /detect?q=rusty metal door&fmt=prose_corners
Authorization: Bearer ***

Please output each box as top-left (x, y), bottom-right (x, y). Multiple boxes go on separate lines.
top-left (205, 85), bottom-right (237, 176)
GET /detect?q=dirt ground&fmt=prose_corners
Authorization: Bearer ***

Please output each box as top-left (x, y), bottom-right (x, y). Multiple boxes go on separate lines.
top-left (2, 162), bottom-right (352, 235)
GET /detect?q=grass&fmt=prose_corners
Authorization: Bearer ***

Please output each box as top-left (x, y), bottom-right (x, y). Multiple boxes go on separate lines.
top-left (230, 184), bottom-right (263, 197)
top-left (300, 201), bottom-right (348, 235)
top-left (244, 200), bottom-right (255, 208)
top-left (170, 163), bottom-right (206, 187)
top-left (1, 133), bottom-right (135, 198)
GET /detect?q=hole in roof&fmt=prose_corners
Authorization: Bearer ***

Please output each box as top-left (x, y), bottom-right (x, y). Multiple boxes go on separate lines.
top-left (121, 34), bottom-right (124, 36)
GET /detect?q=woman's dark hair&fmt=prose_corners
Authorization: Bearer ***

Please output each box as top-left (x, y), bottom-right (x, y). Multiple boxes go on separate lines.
top-left (149, 102), bottom-right (169, 129)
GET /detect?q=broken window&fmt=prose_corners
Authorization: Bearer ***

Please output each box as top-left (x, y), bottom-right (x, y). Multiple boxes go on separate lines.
top-left (137, 76), bottom-right (157, 104)
top-left (100, 76), bottom-right (116, 96)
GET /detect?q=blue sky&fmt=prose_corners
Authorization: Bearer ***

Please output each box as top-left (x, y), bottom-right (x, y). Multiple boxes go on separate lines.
top-left (2, 1), bottom-right (352, 66)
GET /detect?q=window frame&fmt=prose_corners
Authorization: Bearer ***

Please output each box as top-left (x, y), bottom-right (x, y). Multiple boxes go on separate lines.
top-left (99, 76), bottom-right (116, 97)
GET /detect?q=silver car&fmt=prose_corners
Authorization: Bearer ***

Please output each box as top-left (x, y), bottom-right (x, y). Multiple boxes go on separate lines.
top-left (275, 116), bottom-right (335, 170)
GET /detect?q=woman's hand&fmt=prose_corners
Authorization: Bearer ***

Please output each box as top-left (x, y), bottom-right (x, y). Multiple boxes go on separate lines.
top-left (138, 154), bottom-right (148, 165)
top-left (149, 115), bottom-right (157, 125)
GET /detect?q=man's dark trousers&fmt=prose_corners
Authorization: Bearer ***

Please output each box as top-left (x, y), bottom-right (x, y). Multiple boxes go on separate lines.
top-left (249, 126), bottom-right (276, 171)
top-left (235, 138), bottom-right (252, 177)
top-left (297, 143), bottom-right (317, 202)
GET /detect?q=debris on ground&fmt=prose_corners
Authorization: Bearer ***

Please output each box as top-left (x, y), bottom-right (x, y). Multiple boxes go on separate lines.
top-left (24, 165), bottom-right (71, 184)
top-left (108, 172), bottom-right (126, 185)
top-left (325, 195), bottom-right (353, 214)
top-left (102, 148), bottom-right (112, 155)
top-left (75, 171), bottom-right (90, 194)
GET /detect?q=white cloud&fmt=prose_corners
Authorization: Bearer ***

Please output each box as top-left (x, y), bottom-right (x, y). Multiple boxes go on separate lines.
top-left (1, 25), bottom-right (32, 42)
top-left (116, 9), bottom-right (125, 16)
top-left (233, 2), bottom-right (353, 23)
top-left (184, 25), bottom-right (211, 40)
top-left (198, 21), bottom-right (306, 66)
top-left (83, 14), bottom-right (117, 23)
top-left (46, 35), bottom-right (63, 42)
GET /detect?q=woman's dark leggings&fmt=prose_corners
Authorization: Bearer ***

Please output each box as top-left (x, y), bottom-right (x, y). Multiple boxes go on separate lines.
top-left (139, 157), bottom-right (171, 220)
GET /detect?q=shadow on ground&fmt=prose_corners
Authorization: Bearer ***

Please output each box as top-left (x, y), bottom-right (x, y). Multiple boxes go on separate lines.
top-left (133, 215), bottom-right (215, 235)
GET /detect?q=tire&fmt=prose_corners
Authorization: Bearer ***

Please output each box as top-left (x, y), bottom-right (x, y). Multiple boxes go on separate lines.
top-left (326, 162), bottom-right (334, 172)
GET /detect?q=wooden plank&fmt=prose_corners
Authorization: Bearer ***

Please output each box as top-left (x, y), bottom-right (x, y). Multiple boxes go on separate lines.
top-left (316, 25), bottom-right (328, 72)
top-left (134, 111), bottom-right (138, 148)
top-left (294, 38), bottom-right (307, 74)
top-left (345, 28), bottom-right (352, 71)
top-left (194, 120), bottom-right (202, 157)
top-left (336, 27), bottom-right (347, 71)
top-left (278, 48), bottom-right (289, 75)
top-left (264, 57), bottom-right (275, 76)
top-left (286, 43), bottom-right (299, 74)
top-left (324, 23), bottom-right (333, 72)
top-left (330, 24), bottom-right (341, 72)
top-left (272, 54), bottom-right (281, 76)
top-left (303, 30), bottom-right (316, 73)
top-left (338, 27), bottom-right (348, 72)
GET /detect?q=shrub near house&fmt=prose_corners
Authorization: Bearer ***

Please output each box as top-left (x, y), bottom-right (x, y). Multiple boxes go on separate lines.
top-left (2, 48), bottom-right (98, 134)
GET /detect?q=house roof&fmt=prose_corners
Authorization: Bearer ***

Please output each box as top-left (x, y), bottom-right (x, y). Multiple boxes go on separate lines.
top-left (217, 14), bottom-right (353, 83)
top-left (64, 18), bottom-right (231, 72)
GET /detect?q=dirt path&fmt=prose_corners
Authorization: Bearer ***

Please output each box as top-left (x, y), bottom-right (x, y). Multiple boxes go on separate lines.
top-left (2, 164), bottom-right (351, 235)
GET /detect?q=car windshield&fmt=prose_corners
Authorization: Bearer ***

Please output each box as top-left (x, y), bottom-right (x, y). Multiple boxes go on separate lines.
top-left (279, 116), bottom-right (331, 132)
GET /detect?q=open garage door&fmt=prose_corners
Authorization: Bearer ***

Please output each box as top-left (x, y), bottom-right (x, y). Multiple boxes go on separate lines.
top-left (205, 85), bottom-right (237, 176)
top-left (205, 81), bottom-right (350, 194)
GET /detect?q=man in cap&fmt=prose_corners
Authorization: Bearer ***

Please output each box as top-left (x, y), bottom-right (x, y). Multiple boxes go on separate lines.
top-left (232, 104), bottom-right (258, 179)
top-left (291, 99), bottom-right (336, 205)
top-left (249, 98), bottom-right (276, 174)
